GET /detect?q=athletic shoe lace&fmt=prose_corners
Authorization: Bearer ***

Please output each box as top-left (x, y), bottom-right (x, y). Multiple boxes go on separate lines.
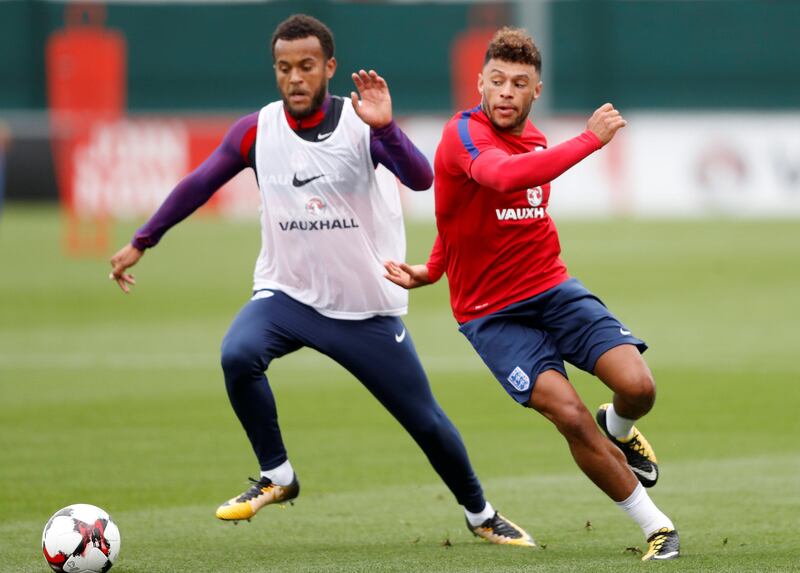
top-left (628, 433), bottom-right (646, 455)
top-left (650, 534), bottom-right (666, 551)
top-left (484, 514), bottom-right (521, 538)
top-left (647, 529), bottom-right (674, 552)
top-left (236, 477), bottom-right (274, 502)
top-left (621, 430), bottom-right (655, 461)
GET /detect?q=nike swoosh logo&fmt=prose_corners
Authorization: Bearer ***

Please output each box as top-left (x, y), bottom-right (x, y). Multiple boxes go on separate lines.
top-left (250, 290), bottom-right (275, 301)
top-left (317, 131), bottom-right (333, 140)
top-left (292, 173), bottom-right (325, 187)
top-left (653, 551), bottom-right (679, 560)
top-left (395, 329), bottom-right (406, 343)
top-left (620, 328), bottom-right (632, 335)
top-left (630, 466), bottom-right (658, 482)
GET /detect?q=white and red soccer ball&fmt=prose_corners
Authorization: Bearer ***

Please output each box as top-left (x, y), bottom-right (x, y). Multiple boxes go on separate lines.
top-left (42, 504), bottom-right (121, 573)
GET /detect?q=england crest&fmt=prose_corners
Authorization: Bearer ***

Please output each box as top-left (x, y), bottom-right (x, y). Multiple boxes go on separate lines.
top-left (305, 196), bottom-right (326, 215)
top-left (507, 366), bottom-right (531, 392)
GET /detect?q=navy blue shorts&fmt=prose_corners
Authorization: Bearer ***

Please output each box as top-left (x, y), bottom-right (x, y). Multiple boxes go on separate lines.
top-left (458, 278), bottom-right (647, 405)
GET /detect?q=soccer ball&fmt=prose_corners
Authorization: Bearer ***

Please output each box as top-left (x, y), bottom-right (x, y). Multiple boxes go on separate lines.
top-left (42, 504), bottom-right (121, 573)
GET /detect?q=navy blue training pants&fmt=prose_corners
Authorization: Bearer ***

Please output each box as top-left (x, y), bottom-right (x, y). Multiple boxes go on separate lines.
top-left (220, 290), bottom-right (485, 512)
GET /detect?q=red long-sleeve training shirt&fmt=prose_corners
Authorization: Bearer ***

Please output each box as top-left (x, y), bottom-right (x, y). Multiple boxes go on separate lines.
top-left (427, 106), bottom-right (603, 323)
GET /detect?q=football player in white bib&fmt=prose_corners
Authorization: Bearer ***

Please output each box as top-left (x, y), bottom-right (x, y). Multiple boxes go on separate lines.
top-left (109, 14), bottom-right (533, 546)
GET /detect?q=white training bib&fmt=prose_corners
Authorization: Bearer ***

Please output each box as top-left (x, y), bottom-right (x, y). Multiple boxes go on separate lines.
top-left (252, 98), bottom-right (408, 319)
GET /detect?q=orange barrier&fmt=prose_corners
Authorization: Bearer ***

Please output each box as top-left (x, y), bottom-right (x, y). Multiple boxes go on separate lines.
top-left (46, 2), bottom-right (126, 256)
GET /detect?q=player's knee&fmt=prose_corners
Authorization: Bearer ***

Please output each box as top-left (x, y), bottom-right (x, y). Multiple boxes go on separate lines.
top-left (220, 338), bottom-right (263, 379)
top-left (551, 401), bottom-right (595, 442)
top-left (413, 408), bottom-right (457, 443)
top-left (621, 369), bottom-right (656, 413)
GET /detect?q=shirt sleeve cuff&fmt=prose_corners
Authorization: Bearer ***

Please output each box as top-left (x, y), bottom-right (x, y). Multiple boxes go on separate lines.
top-left (426, 262), bottom-right (444, 284)
top-left (370, 119), bottom-right (399, 139)
top-left (131, 237), bottom-right (152, 251)
top-left (582, 129), bottom-right (604, 149)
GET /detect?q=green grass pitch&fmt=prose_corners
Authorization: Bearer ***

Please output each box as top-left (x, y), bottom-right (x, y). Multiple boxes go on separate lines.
top-left (1, 205), bottom-right (799, 572)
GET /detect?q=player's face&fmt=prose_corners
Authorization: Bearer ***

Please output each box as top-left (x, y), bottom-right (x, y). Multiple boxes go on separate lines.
top-left (273, 36), bottom-right (337, 119)
top-left (478, 58), bottom-right (542, 134)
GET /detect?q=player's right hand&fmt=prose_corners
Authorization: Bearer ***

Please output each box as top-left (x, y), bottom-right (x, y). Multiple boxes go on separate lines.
top-left (383, 260), bottom-right (431, 289)
top-left (587, 103), bottom-right (627, 145)
top-left (109, 244), bottom-right (143, 294)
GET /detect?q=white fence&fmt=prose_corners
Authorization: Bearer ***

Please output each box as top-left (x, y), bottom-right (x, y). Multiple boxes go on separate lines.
top-left (55, 112), bottom-right (800, 220)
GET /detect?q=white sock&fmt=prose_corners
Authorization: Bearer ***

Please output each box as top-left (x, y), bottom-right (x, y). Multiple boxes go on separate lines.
top-left (606, 403), bottom-right (636, 440)
top-left (616, 483), bottom-right (674, 538)
top-left (464, 501), bottom-right (495, 527)
top-left (260, 460), bottom-right (294, 486)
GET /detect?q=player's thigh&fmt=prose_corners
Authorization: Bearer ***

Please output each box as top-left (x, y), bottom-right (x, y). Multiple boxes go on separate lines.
top-left (459, 315), bottom-right (566, 406)
top-left (221, 290), bottom-right (304, 368)
top-left (543, 278), bottom-right (647, 375)
top-left (317, 315), bottom-right (439, 410)
top-left (527, 369), bottom-right (594, 435)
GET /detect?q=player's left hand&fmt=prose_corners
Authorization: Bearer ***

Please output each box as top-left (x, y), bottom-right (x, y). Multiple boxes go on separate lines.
top-left (383, 260), bottom-right (431, 289)
top-left (587, 103), bottom-right (627, 145)
top-left (351, 69), bottom-right (392, 129)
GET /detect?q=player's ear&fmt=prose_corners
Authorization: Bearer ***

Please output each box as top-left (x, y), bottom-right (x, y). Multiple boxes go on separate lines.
top-left (325, 57), bottom-right (337, 80)
top-left (477, 72), bottom-right (484, 95)
top-left (533, 80), bottom-right (543, 101)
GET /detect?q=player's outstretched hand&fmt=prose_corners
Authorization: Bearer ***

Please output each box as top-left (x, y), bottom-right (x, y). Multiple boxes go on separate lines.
top-left (383, 260), bottom-right (431, 289)
top-left (109, 243), bottom-right (143, 294)
top-left (351, 69), bottom-right (392, 129)
top-left (587, 103), bottom-right (627, 145)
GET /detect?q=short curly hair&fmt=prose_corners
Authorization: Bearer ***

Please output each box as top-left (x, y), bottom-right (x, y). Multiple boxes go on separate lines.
top-left (271, 14), bottom-right (335, 60)
top-left (484, 27), bottom-right (541, 73)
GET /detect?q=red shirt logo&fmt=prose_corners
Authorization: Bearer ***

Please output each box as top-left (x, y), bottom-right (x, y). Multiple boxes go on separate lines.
top-left (527, 187), bottom-right (543, 207)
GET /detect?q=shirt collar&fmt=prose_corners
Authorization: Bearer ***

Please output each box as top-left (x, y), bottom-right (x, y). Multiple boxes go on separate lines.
top-left (283, 93), bottom-right (331, 131)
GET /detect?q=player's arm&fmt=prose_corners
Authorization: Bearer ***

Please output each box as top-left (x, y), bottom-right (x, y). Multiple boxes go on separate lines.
top-left (109, 113), bottom-right (257, 293)
top-left (370, 123), bottom-right (433, 191)
top-left (384, 235), bottom-right (444, 290)
top-left (470, 103), bottom-right (626, 192)
top-left (350, 68), bottom-right (433, 191)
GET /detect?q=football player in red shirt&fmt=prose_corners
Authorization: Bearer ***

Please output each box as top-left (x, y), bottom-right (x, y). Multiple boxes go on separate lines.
top-left (385, 27), bottom-right (679, 561)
